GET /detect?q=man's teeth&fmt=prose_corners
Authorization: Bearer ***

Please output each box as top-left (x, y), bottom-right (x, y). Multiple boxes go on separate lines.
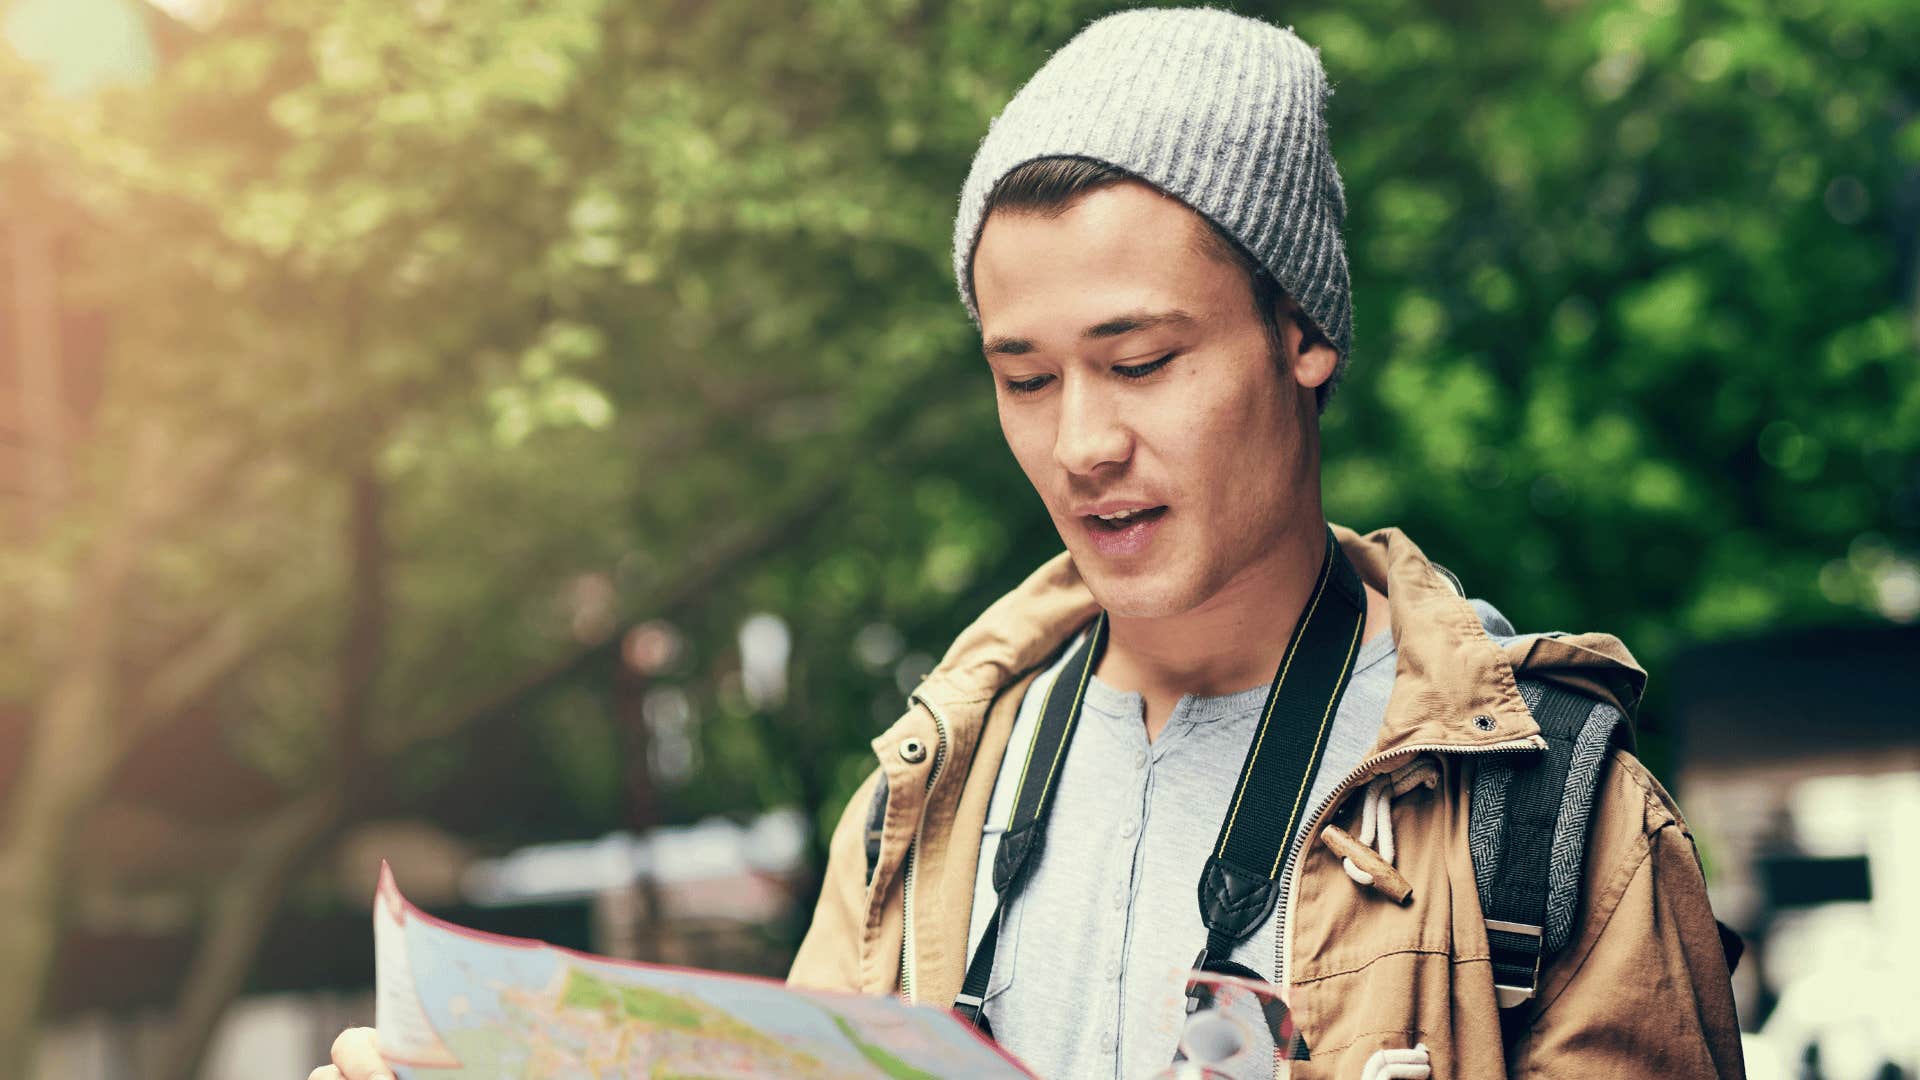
top-left (1097, 508), bottom-right (1146, 522)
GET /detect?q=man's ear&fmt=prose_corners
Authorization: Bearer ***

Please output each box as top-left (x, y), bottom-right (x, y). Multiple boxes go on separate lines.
top-left (1280, 303), bottom-right (1339, 391)
top-left (1292, 337), bottom-right (1339, 391)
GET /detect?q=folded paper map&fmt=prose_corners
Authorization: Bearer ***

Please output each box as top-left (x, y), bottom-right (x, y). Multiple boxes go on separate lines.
top-left (372, 862), bottom-right (1034, 1078)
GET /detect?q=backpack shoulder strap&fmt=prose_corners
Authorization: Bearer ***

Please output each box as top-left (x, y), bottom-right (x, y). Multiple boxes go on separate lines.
top-left (863, 772), bottom-right (889, 887)
top-left (1469, 676), bottom-right (1632, 1010)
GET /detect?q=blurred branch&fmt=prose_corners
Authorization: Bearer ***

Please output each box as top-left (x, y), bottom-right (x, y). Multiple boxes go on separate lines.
top-left (151, 786), bottom-right (344, 1080)
top-left (122, 428), bottom-right (386, 746)
top-left (373, 356), bottom-right (975, 761)
top-left (377, 472), bottom-right (849, 759)
top-left (127, 591), bottom-right (317, 741)
top-left (53, 419), bottom-right (169, 673)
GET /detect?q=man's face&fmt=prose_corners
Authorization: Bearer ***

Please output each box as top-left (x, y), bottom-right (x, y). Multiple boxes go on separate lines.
top-left (971, 180), bottom-right (1338, 619)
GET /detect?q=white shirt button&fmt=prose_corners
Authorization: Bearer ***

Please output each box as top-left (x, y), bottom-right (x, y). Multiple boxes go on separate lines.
top-left (1133, 750), bottom-right (1147, 769)
top-left (1120, 820), bottom-right (1137, 838)
top-left (1112, 890), bottom-right (1125, 910)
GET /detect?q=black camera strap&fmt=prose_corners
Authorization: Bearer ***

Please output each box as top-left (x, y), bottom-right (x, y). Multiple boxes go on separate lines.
top-left (953, 527), bottom-right (1366, 1035)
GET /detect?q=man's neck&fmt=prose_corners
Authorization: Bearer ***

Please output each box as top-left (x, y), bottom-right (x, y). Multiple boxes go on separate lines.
top-left (1095, 516), bottom-right (1387, 741)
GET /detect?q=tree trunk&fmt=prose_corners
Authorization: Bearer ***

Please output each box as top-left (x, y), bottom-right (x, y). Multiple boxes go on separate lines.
top-left (0, 423), bottom-right (163, 1075)
top-left (0, 668), bottom-right (120, 1076)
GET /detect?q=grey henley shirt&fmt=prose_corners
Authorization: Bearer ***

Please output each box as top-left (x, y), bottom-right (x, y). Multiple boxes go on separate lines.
top-left (963, 598), bottom-right (1520, 1079)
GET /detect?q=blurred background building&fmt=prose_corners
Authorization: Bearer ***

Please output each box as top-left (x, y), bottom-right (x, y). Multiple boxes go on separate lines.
top-left (3, 0), bottom-right (1916, 1076)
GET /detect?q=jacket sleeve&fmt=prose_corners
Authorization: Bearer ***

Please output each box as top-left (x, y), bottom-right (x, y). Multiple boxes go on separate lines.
top-left (787, 766), bottom-right (883, 992)
top-left (1507, 750), bottom-right (1746, 1079)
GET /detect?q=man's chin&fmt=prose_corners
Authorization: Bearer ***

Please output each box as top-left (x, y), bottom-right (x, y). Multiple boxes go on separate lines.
top-left (1074, 563), bottom-right (1195, 620)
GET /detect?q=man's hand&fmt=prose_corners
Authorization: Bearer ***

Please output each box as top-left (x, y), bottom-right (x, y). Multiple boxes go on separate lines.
top-left (307, 1026), bottom-right (390, 1080)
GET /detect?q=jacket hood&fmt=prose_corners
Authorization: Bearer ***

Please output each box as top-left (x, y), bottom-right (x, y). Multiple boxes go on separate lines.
top-left (907, 522), bottom-right (1646, 760)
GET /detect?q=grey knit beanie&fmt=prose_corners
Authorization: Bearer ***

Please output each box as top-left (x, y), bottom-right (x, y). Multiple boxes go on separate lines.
top-left (952, 6), bottom-right (1353, 381)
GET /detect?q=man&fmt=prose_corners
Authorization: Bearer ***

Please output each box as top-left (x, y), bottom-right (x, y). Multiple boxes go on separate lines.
top-left (785, 8), bottom-right (1742, 1079)
top-left (316, 8), bottom-right (1741, 1079)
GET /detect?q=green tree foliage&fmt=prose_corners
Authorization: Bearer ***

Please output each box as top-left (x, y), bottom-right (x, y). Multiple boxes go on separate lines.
top-left (1300, 0), bottom-right (1920, 664)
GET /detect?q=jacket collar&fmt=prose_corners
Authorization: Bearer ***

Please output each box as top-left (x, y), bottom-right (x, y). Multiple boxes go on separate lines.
top-left (905, 522), bottom-right (1646, 759)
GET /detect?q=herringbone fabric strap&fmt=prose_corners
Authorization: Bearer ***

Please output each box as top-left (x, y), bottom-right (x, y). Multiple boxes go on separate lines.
top-left (1476, 680), bottom-right (1629, 1004)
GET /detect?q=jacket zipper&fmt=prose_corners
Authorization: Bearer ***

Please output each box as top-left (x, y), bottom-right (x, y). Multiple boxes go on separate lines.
top-left (1271, 736), bottom-right (1543, 1073)
top-left (898, 695), bottom-right (950, 1002)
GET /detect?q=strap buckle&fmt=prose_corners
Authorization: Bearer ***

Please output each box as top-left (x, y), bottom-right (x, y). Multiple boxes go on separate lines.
top-left (953, 991), bottom-right (986, 1026)
top-left (1183, 947), bottom-right (1211, 1014)
top-left (1486, 918), bottom-right (1543, 1008)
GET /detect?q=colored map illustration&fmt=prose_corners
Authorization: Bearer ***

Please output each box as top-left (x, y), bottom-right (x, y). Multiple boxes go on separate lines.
top-left (373, 863), bottom-right (1031, 1079)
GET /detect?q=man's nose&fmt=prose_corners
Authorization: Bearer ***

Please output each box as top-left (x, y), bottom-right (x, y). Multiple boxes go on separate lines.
top-left (1053, 376), bottom-right (1131, 475)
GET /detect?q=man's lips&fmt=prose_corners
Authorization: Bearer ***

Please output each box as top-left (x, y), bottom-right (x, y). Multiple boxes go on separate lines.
top-left (1078, 504), bottom-right (1169, 557)
top-left (1083, 505), bottom-right (1169, 530)
top-left (1072, 499), bottom-right (1168, 519)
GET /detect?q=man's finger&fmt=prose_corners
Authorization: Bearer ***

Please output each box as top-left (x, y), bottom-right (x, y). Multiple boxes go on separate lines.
top-left (307, 1068), bottom-right (342, 1080)
top-left (329, 1026), bottom-right (390, 1080)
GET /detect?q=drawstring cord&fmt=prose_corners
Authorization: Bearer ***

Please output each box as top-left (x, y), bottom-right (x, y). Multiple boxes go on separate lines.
top-left (1360, 1042), bottom-right (1431, 1080)
top-left (1319, 758), bottom-right (1439, 904)
top-left (1325, 762), bottom-right (1439, 1078)
top-left (1349, 775), bottom-right (1399, 876)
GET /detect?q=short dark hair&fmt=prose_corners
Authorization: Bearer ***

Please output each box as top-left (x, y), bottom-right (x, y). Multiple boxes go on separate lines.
top-left (977, 156), bottom-right (1339, 414)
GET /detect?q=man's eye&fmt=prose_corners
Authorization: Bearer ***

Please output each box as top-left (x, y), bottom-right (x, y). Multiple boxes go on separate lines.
top-left (1115, 353), bottom-right (1176, 379)
top-left (1003, 374), bottom-right (1052, 394)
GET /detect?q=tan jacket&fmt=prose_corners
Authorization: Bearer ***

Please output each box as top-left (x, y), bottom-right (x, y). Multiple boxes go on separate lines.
top-left (790, 524), bottom-right (1745, 1079)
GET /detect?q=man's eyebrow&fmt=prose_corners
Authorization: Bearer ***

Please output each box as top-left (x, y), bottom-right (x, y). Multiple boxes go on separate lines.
top-left (982, 309), bottom-right (1196, 358)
